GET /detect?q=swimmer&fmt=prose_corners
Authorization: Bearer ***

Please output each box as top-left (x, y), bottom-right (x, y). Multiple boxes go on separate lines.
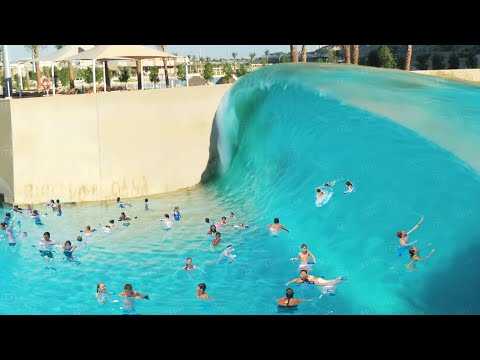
top-left (205, 218), bottom-right (211, 226)
top-left (184, 257), bottom-right (198, 270)
top-left (286, 270), bottom-right (347, 296)
top-left (161, 214), bottom-right (172, 230)
top-left (173, 207), bottom-right (181, 221)
top-left (266, 217), bottom-right (289, 234)
top-left (229, 212), bottom-right (234, 218)
top-left (116, 197), bottom-right (132, 208)
top-left (207, 224), bottom-right (217, 235)
top-left (12, 205), bottom-right (23, 213)
top-left (344, 180), bottom-right (354, 194)
top-left (276, 288), bottom-right (312, 307)
top-left (119, 283), bottom-right (149, 299)
top-left (397, 216), bottom-right (424, 247)
top-left (196, 283), bottom-right (211, 299)
top-left (218, 245), bottom-right (236, 262)
top-left (0, 222), bottom-right (16, 246)
top-left (38, 232), bottom-right (59, 265)
top-left (80, 225), bottom-right (97, 234)
top-left (105, 219), bottom-right (116, 228)
top-left (46, 199), bottom-right (55, 210)
top-left (62, 240), bottom-right (78, 263)
top-left (216, 216), bottom-right (227, 227)
top-left (21, 232), bottom-right (28, 238)
top-left (406, 245), bottom-right (435, 272)
top-left (118, 212), bottom-right (131, 221)
top-left (95, 283), bottom-right (117, 304)
top-left (233, 223), bottom-right (249, 229)
top-left (212, 232), bottom-right (222, 247)
top-left (145, 198), bottom-right (149, 211)
top-left (3, 212), bottom-right (12, 225)
top-left (290, 244), bottom-right (316, 272)
top-left (55, 199), bottom-right (62, 216)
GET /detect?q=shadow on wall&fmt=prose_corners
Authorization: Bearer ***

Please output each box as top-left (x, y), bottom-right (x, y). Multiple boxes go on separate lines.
top-left (200, 113), bottom-right (220, 184)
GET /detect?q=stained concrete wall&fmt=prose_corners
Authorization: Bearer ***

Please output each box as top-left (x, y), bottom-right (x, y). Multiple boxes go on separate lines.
top-left (413, 69), bottom-right (480, 83)
top-left (1, 85), bottom-right (230, 205)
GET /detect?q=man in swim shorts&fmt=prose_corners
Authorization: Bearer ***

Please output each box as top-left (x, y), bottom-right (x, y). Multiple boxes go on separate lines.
top-left (38, 232), bottom-right (59, 265)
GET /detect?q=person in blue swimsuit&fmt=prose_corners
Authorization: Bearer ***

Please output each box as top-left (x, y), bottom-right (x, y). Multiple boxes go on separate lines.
top-left (173, 207), bottom-right (181, 221)
top-left (396, 216), bottom-right (424, 256)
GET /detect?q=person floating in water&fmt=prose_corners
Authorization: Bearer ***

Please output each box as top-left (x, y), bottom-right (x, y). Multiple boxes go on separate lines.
top-left (276, 288), bottom-right (312, 308)
top-left (286, 270), bottom-right (347, 297)
top-left (80, 225), bottom-right (97, 235)
top-left (232, 223), bottom-right (249, 229)
top-left (266, 218), bottom-right (289, 234)
top-left (196, 283), bottom-right (211, 300)
top-left (31, 210), bottom-right (43, 226)
top-left (144, 198), bottom-right (149, 211)
top-left (119, 212), bottom-right (132, 221)
top-left (116, 197), bottom-right (132, 208)
top-left (12, 205), bottom-right (23, 213)
top-left (216, 216), bottom-right (227, 227)
top-left (396, 216), bottom-right (423, 256)
top-left (0, 222), bottom-right (16, 246)
top-left (229, 212), bottom-right (235, 218)
top-left (173, 206), bottom-right (182, 221)
top-left (218, 245), bottom-right (236, 263)
top-left (290, 244), bottom-right (317, 272)
top-left (344, 180), bottom-right (354, 194)
top-left (406, 245), bottom-right (435, 272)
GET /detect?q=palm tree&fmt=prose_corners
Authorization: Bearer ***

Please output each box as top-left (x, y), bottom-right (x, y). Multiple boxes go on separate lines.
top-left (156, 45), bottom-right (170, 87)
top-left (264, 50), bottom-right (270, 64)
top-left (55, 45), bottom-right (76, 89)
top-left (173, 53), bottom-right (178, 76)
top-left (232, 52), bottom-right (238, 70)
top-left (136, 60), bottom-right (143, 89)
top-left (290, 45), bottom-right (298, 62)
top-left (249, 53), bottom-right (256, 71)
top-left (25, 45), bottom-right (47, 91)
top-left (405, 45), bottom-right (413, 71)
top-left (352, 45), bottom-right (359, 65)
top-left (301, 45), bottom-right (307, 63)
top-left (342, 45), bottom-right (351, 64)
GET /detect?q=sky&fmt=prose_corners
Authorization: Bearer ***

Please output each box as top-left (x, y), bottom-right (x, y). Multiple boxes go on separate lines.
top-left (6, 45), bottom-right (323, 62)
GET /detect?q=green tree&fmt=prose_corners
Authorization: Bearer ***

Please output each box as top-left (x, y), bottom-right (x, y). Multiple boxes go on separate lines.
top-left (118, 66), bottom-right (131, 89)
top-left (367, 50), bottom-right (380, 67)
top-left (279, 54), bottom-right (290, 63)
top-left (327, 49), bottom-right (337, 63)
top-left (56, 45), bottom-right (75, 89)
top-left (232, 52), bottom-right (238, 69)
top-left (222, 62), bottom-right (234, 82)
top-left (431, 54), bottom-right (445, 69)
top-left (156, 45), bottom-right (170, 87)
top-left (149, 66), bottom-right (160, 87)
top-left (378, 46), bottom-right (395, 68)
top-left (264, 49), bottom-right (270, 64)
top-left (57, 66), bottom-right (70, 87)
top-left (249, 52), bottom-right (256, 69)
top-left (176, 63), bottom-right (186, 81)
top-left (405, 45), bottom-right (413, 71)
top-left (465, 52), bottom-right (478, 68)
top-left (415, 54), bottom-right (430, 70)
top-left (236, 64), bottom-right (248, 77)
top-left (82, 66), bottom-right (103, 84)
top-left (447, 53), bottom-right (460, 69)
top-left (202, 61), bottom-right (214, 83)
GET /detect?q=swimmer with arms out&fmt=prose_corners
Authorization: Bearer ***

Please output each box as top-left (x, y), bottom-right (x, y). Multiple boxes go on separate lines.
top-left (397, 216), bottom-right (424, 247)
top-left (266, 217), bottom-right (289, 234)
top-left (276, 288), bottom-right (312, 308)
top-left (406, 245), bottom-right (435, 272)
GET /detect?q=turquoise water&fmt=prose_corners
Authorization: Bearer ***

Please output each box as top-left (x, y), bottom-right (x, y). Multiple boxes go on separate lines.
top-left (1, 64), bottom-right (480, 315)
